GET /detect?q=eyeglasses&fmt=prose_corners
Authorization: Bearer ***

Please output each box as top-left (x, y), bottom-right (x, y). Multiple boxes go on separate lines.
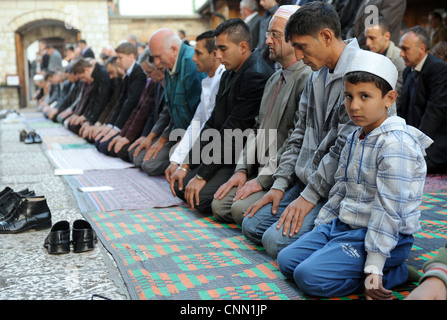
top-left (265, 31), bottom-right (283, 39)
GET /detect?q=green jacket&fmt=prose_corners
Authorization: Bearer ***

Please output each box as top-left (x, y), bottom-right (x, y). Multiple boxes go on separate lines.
top-left (164, 43), bottom-right (206, 131)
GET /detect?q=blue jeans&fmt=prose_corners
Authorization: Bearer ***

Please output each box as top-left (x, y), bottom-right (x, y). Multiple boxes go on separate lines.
top-left (241, 183), bottom-right (326, 258)
top-left (277, 218), bottom-right (414, 297)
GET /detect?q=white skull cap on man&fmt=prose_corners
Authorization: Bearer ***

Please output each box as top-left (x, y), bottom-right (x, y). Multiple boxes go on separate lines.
top-left (346, 49), bottom-right (398, 90)
top-left (273, 5), bottom-right (300, 20)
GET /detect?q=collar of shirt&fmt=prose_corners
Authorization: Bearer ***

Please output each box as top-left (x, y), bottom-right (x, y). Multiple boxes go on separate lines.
top-left (413, 53), bottom-right (428, 72)
top-left (169, 52), bottom-right (180, 77)
top-left (125, 61), bottom-right (136, 77)
top-left (281, 60), bottom-right (301, 83)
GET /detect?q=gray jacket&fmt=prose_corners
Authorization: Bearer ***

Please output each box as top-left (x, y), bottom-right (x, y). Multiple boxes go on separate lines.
top-left (235, 60), bottom-right (312, 189)
top-left (271, 39), bottom-right (360, 205)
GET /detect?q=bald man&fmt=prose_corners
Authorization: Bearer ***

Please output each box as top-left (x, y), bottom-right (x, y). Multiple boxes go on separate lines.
top-left (137, 28), bottom-right (206, 176)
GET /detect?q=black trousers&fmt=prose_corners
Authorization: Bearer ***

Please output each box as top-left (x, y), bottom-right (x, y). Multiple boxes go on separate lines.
top-left (174, 165), bottom-right (235, 214)
top-left (426, 157), bottom-right (447, 174)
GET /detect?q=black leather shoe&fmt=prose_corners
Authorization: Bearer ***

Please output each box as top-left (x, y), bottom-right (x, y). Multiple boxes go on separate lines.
top-left (33, 133), bottom-right (42, 144)
top-left (0, 196), bottom-right (51, 233)
top-left (0, 187), bottom-right (35, 220)
top-left (24, 131), bottom-right (42, 144)
top-left (44, 220), bottom-right (71, 254)
top-left (20, 129), bottom-right (28, 142)
top-left (72, 220), bottom-right (97, 253)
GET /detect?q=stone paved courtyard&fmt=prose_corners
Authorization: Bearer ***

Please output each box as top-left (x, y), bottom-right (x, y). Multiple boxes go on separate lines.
top-left (0, 107), bottom-right (128, 300)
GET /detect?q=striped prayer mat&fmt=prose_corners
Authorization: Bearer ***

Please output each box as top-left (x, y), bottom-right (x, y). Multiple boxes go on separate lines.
top-left (24, 112), bottom-right (447, 300)
top-left (82, 206), bottom-right (303, 300)
top-left (45, 148), bottom-right (134, 170)
top-left (64, 168), bottom-right (185, 211)
top-left (80, 191), bottom-right (447, 300)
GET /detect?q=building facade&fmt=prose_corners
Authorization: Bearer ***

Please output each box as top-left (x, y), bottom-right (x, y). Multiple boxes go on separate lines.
top-left (0, 0), bottom-right (212, 109)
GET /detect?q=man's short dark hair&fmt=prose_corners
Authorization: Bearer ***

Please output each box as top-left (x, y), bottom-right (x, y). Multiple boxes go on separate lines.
top-left (72, 58), bottom-right (92, 75)
top-left (285, 1), bottom-right (342, 41)
top-left (45, 70), bottom-right (56, 80)
top-left (196, 30), bottom-right (217, 53)
top-left (77, 39), bottom-right (87, 45)
top-left (370, 16), bottom-right (391, 34)
top-left (115, 42), bottom-right (137, 57)
top-left (405, 25), bottom-right (430, 51)
top-left (429, 11), bottom-right (443, 21)
top-left (344, 71), bottom-right (393, 97)
top-left (215, 18), bottom-right (253, 50)
top-left (105, 56), bottom-right (118, 67)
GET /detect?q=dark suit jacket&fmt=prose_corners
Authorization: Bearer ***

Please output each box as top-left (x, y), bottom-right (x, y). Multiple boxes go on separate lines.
top-left (246, 13), bottom-right (262, 50)
top-left (141, 82), bottom-right (166, 137)
top-left (97, 78), bottom-right (123, 124)
top-left (108, 63), bottom-right (147, 130)
top-left (190, 49), bottom-right (273, 181)
top-left (56, 80), bottom-right (82, 113)
top-left (398, 53), bottom-right (447, 164)
top-left (74, 82), bottom-right (93, 115)
top-left (120, 79), bottom-right (155, 142)
top-left (83, 63), bottom-right (112, 124)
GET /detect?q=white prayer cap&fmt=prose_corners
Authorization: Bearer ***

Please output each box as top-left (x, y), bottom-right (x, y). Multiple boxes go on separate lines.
top-left (273, 5), bottom-right (300, 21)
top-left (33, 74), bottom-right (44, 82)
top-left (346, 49), bottom-right (398, 90)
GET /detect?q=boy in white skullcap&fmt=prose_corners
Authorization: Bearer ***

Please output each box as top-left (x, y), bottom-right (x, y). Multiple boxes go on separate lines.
top-left (277, 50), bottom-right (433, 299)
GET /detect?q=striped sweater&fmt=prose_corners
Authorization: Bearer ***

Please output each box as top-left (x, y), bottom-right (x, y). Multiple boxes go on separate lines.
top-left (315, 116), bottom-right (433, 274)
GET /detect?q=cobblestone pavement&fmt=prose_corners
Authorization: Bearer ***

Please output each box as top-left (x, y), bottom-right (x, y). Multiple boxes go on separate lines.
top-left (0, 108), bottom-right (129, 300)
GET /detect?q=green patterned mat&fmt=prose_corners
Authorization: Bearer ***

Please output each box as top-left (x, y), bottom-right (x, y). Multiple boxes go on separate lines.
top-left (81, 191), bottom-right (447, 300)
top-left (25, 113), bottom-right (447, 300)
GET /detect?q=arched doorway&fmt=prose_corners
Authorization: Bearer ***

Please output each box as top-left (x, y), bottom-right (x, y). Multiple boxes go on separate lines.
top-left (15, 19), bottom-right (80, 106)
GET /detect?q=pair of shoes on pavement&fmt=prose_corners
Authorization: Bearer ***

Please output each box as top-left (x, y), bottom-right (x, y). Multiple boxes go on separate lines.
top-left (0, 187), bottom-right (51, 234)
top-left (44, 220), bottom-right (97, 254)
top-left (20, 129), bottom-right (42, 144)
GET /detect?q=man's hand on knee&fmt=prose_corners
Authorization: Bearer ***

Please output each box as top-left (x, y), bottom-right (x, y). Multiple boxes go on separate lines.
top-left (276, 196), bottom-right (315, 237)
top-left (244, 188), bottom-right (284, 219)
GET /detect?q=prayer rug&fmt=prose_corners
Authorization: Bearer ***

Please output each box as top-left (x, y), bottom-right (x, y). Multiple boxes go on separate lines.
top-left (424, 174), bottom-right (447, 192)
top-left (36, 126), bottom-right (77, 137)
top-left (64, 168), bottom-right (185, 211)
top-left (24, 112), bottom-right (447, 300)
top-left (80, 191), bottom-right (447, 300)
top-left (81, 206), bottom-right (303, 300)
top-left (45, 148), bottom-right (134, 170)
top-left (409, 192), bottom-right (447, 271)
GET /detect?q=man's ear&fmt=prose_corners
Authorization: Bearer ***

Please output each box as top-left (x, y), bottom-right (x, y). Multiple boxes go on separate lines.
top-left (211, 49), bottom-right (218, 60)
top-left (239, 41), bottom-right (250, 53)
top-left (319, 28), bottom-right (334, 46)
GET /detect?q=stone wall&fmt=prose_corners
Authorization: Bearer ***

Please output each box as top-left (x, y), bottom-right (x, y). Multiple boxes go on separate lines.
top-left (0, 87), bottom-right (20, 110)
top-left (108, 15), bottom-right (211, 48)
top-left (0, 0), bottom-right (211, 110)
top-left (0, 0), bottom-right (110, 110)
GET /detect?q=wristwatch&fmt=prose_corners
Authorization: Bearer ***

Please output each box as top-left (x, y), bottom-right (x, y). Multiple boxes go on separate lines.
top-left (195, 174), bottom-right (204, 180)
